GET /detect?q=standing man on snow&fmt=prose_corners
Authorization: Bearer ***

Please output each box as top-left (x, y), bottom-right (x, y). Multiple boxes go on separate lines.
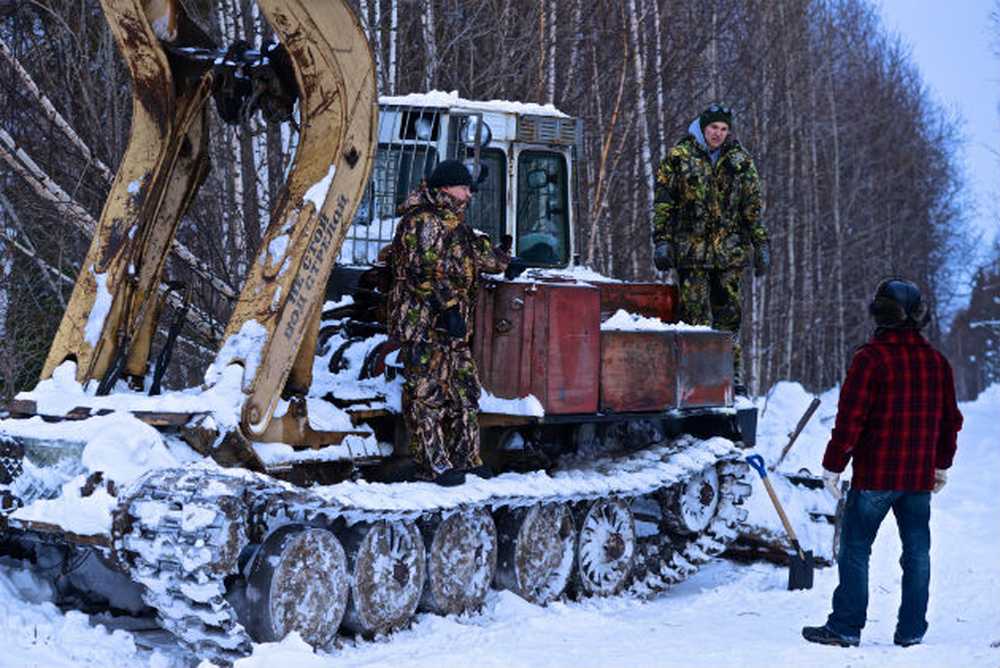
top-left (803, 278), bottom-right (963, 648)
top-left (652, 103), bottom-right (769, 393)
top-left (386, 160), bottom-right (511, 487)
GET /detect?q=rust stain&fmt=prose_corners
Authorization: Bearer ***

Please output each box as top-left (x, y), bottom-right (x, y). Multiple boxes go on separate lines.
top-left (97, 218), bottom-right (129, 271)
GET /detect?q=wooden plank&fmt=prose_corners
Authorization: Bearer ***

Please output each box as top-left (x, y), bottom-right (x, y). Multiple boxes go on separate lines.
top-left (6, 517), bottom-right (112, 548)
top-left (5, 398), bottom-right (201, 428)
top-left (478, 413), bottom-right (539, 429)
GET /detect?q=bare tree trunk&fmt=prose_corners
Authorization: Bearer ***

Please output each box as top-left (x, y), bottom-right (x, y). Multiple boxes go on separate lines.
top-left (421, 0), bottom-right (437, 91)
top-left (779, 1), bottom-right (796, 380)
top-left (561, 0), bottom-right (584, 102)
top-left (826, 45), bottom-right (846, 375)
top-left (651, 0), bottom-right (667, 162)
top-left (707, 5), bottom-right (719, 100)
top-left (373, 0), bottom-right (385, 93)
top-left (627, 0), bottom-right (655, 218)
top-left (388, 0), bottom-right (398, 95)
top-left (586, 20), bottom-right (631, 266)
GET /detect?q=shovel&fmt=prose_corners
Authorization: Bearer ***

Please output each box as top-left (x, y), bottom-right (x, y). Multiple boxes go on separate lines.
top-left (746, 454), bottom-right (815, 590)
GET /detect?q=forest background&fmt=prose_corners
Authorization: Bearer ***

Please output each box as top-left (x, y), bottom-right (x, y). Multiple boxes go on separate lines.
top-left (0, 0), bottom-right (997, 402)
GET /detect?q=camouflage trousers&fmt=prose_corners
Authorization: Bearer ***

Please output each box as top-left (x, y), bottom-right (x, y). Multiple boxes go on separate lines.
top-left (676, 267), bottom-right (745, 383)
top-left (400, 339), bottom-right (483, 477)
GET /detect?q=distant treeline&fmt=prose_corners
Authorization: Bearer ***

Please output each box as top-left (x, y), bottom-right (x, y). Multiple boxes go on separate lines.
top-left (0, 0), bottom-right (993, 400)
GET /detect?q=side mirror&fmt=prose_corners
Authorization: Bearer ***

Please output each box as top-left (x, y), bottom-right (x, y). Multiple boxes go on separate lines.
top-left (461, 116), bottom-right (492, 147)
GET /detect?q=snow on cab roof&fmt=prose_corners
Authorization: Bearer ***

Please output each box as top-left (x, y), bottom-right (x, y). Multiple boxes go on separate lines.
top-left (379, 89), bottom-right (570, 119)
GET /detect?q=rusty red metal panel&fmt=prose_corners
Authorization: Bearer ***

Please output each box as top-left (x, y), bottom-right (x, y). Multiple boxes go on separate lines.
top-left (599, 282), bottom-right (678, 323)
top-left (474, 281), bottom-right (600, 414)
top-left (675, 331), bottom-right (733, 408)
top-left (543, 283), bottom-right (600, 413)
top-left (600, 331), bottom-right (678, 412)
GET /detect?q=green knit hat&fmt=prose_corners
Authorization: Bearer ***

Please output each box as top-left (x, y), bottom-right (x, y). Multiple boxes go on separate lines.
top-left (699, 103), bottom-right (733, 131)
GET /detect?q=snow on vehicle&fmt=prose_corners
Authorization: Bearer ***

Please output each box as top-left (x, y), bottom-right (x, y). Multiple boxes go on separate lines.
top-left (0, 0), bottom-right (758, 663)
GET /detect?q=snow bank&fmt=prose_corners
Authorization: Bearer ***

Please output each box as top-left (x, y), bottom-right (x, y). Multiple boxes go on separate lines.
top-left (10, 474), bottom-right (118, 536)
top-left (80, 413), bottom-right (178, 484)
top-left (232, 633), bottom-right (330, 668)
top-left (0, 559), bottom-right (168, 668)
top-left (601, 309), bottom-right (712, 332)
top-left (479, 390), bottom-right (544, 417)
top-left (379, 90), bottom-right (569, 119)
top-left (18, 360), bottom-right (249, 434)
top-left (504, 264), bottom-right (622, 285)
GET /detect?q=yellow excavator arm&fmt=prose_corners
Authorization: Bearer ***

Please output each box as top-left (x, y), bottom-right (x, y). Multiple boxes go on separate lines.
top-left (40, 0), bottom-right (377, 443)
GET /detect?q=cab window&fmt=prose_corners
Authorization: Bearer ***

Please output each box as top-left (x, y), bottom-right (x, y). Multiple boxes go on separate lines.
top-left (465, 149), bottom-right (507, 242)
top-left (343, 144), bottom-right (437, 264)
top-left (516, 151), bottom-right (569, 266)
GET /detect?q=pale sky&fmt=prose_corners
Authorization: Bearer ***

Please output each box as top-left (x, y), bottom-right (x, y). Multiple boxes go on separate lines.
top-left (877, 0), bottom-right (999, 258)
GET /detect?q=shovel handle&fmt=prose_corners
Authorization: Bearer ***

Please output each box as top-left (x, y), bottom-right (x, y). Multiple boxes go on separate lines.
top-left (746, 454), bottom-right (807, 561)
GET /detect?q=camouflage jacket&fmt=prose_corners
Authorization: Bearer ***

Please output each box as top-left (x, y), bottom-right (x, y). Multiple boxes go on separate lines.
top-left (386, 183), bottom-right (510, 344)
top-left (652, 125), bottom-right (766, 269)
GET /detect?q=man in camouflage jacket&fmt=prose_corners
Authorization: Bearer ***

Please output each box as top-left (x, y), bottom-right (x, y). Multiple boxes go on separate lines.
top-left (652, 104), bottom-right (769, 389)
top-left (386, 160), bottom-right (510, 485)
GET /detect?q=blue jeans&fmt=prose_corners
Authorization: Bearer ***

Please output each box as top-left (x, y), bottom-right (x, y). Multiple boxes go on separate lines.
top-left (826, 490), bottom-right (931, 642)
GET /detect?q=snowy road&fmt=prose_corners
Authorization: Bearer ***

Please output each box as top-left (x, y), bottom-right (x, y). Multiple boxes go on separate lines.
top-left (1, 384), bottom-right (997, 668)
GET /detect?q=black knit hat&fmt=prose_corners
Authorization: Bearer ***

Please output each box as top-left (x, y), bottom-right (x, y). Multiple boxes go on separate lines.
top-left (699, 103), bottom-right (733, 131)
top-left (427, 160), bottom-right (474, 189)
top-left (868, 278), bottom-right (929, 329)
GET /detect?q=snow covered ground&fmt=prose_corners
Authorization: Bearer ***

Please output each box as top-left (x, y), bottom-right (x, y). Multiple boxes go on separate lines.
top-left (0, 382), bottom-right (997, 668)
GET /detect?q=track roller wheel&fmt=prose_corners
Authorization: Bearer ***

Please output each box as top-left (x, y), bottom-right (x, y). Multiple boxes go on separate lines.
top-left (665, 466), bottom-right (720, 534)
top-left (342, 520), bottom-right (425, 636)
top-left (244, 524), bottom-right (349, 647)
top-left (495, 503), bottom-right (575, 605)
top-left (575, 498), bottom-right (637, 596)
top-left (420, 508), bottom-right (497, 615)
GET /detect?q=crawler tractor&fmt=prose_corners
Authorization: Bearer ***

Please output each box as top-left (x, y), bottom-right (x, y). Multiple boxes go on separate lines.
top-left (0, 0), bottom-right (758, 662)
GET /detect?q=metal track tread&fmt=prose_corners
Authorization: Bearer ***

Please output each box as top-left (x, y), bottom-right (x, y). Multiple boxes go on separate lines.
top-left (113, 469), bottom-right (264, 664)
top-left (108, 440), bottom-right (752, 662)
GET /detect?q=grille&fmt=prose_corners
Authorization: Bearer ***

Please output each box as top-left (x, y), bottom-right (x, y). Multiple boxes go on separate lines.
top-left (517, 116), bottom-right (578, 145)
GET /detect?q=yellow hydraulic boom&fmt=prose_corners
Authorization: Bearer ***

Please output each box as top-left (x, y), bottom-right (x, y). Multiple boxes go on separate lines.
top-left (40, 0), bottom-right (377, 448)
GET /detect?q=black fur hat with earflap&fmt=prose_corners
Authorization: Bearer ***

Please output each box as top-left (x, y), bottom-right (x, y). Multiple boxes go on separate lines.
top-left (868, 278), bottom-right (930, 329)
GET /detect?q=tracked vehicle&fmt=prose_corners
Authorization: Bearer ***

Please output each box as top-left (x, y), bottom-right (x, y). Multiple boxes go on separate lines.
top-left (0, 0), bottom-right (757, 663)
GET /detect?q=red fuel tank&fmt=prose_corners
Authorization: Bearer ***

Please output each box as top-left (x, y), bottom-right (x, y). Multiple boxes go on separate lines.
top-left (474, 280), bottom-right (600, 414)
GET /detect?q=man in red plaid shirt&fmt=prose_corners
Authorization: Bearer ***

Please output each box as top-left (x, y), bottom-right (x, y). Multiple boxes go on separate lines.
top-left (803, 278), bottom-right (963, 649)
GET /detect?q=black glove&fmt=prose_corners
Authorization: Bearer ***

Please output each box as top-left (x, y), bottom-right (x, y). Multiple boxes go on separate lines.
top-left (653, 241), bottom-right (673, 271)
top-left (435, 306), bottom-right (467, 340)
top-left (754, 243), bottom-right (770, 277)
top-left (505, 256), bottom-right (528, 280)
top-left (500, 234), bottom-right (513, 254)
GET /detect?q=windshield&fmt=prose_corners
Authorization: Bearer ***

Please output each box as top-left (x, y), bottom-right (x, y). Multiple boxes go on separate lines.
top-left (516, 151), bottom-right (569, 266)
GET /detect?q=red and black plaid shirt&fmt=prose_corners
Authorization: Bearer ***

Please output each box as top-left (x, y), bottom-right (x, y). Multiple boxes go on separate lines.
top-left (822, 328), bottom-right (963, 491)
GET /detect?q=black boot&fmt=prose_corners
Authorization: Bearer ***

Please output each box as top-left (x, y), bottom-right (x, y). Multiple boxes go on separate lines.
top-left (893, 634), bottom-right (922, 647)
top-left (433, 468), bottom-right (466, 487)
top-left (465, 464), bottom-right (494, 480)
top-left (801, 625), bottom-right (859, 647)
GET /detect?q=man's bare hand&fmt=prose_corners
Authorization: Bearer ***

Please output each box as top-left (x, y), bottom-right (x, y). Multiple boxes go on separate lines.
top-left (823, 468), bottom-right (842, 500)
top-left (932, 468), bottom-right (947, 493)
